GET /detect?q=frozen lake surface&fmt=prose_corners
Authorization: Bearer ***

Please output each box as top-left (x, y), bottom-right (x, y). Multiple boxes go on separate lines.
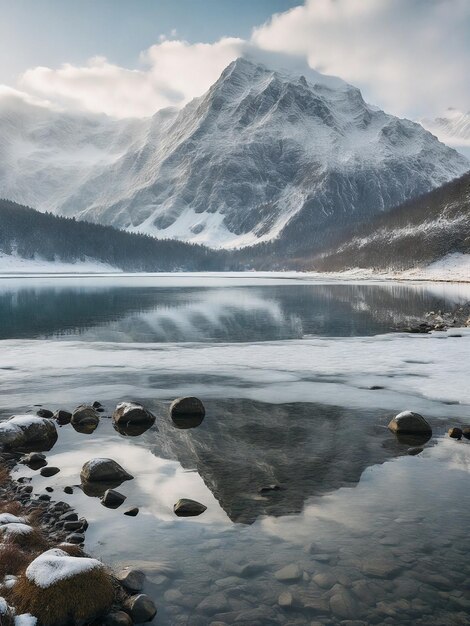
top-left (1, 274), bottom-right (469, 625)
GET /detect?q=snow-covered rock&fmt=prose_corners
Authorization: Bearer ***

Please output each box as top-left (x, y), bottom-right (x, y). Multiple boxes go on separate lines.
top-left (0, 415), bottom-right (57, 450)
top-left (0, 58), bottom-right (467, 250)
top-left (0, 523), bottom-right (33, 538)
top-left (25, 548), bottom-right (103, 589)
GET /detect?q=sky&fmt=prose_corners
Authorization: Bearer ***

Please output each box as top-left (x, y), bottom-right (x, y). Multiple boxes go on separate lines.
top-left (0, 0), bottom-right (469, 121)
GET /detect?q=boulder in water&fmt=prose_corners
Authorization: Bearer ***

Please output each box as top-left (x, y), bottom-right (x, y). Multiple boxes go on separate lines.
top-left (113, 402), bottom-right (156, 426)
top-left (0, 415), bottom-right (58, 451)
top-left (80, 458), bottom-right (133, 483)
top-left (173, 498), bottom-right (207, 517)
top-left (169, 397), bottom-right (205, 424)
top-left (71, 405), bottom-right (99, 433)
top-left (388, 411), bottom-right (432, 435)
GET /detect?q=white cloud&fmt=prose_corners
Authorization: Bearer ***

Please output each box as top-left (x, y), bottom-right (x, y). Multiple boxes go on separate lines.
top-left (252, 0), bottom-right (470, 117)
top-left (18, 38), bottom-right (244, 118)
top-left (5, 1), bottom-right (470, 120)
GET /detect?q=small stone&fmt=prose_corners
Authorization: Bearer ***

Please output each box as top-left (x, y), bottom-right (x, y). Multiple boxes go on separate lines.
top-left (66, 532), bottom-right (85, 544)
top-left (448, 427), bottom-right (463, 440)
top-left (313, 572), bottom-right (337, 589)
top-left (462, 427), bottom-right (470, 440)
top-left (278, 591), bottom-right (293, 608)
top-left (38, 494), bottom-right (51, 501)
top-left (20, 452), bottom-right (47, 470)
top-left (104, 611), bottom-right (133, 626)
top-left (124, 507), bottom-right (139, 517)
top-left (37, 408), bottom-right (54, 418)
top-left (54, 410), bottom-right (72, 425)
top-left (40, 466), bottom-right (60, 477)
top-left (63, 520), bottom-right (84, 531)
top-left (173, 498), bottom-right (207, 517)
top-left (63, 486), bottom-right (73, 494)
top-left (362, 558), bottom-right (401, 578)
top-left (164, 589), bottom-right (183, 603)
top-left (60, 511), bottom-right (78, 522)
top-left (92, 401), bottom-right (103, 409)
top-left (123, 594), bottom-right (157, 623)
top-left (101, 489), bottom-right (126, 509)
top-left (196, 593), bottom-right (229, 614)
top-left (116, 567), bottom-right (146, 593)
top-left (274, 564), bottom-right (302, 582)
top-left (329, 589), bottom-right (359, 619)
top-left (71, 404), bottom-right (99, 433)
top-left (113, 402), bottom-right (156, 426)
top-left (45, 486), bottom-right (54, 493)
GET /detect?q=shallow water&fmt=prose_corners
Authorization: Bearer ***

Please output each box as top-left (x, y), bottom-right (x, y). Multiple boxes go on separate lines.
top-left (1, 275), bottom-right (470, 625)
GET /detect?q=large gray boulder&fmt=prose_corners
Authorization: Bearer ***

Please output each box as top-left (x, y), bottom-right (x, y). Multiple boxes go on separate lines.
top-left (0, 415), bottom-right (58, 451)
top-left (80, 458), bottom-right (133, 483)
top-left (388, 411), bottom-right (432, 434)
top-left (113, 402), bottom-right (155, 426)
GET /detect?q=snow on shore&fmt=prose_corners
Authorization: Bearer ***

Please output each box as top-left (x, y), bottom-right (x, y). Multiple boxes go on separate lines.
top-left (0, 253), bottom-right (120, 275)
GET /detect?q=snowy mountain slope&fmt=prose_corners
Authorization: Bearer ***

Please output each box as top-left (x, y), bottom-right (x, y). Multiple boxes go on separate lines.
top-left (309, 171), bottom-right (470, 273)
top-left (421, 109), bottom-right (470, 159)
top-left (0, 58), bottom-right (469, 250)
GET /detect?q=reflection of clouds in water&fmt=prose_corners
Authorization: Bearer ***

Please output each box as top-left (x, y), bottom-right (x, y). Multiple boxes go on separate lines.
top-left (77, 290), bottom-right (297, 343)
top-left (258, 437), bottom-right (470, 547)
top-left (40, 439), bottom-right (228, 525)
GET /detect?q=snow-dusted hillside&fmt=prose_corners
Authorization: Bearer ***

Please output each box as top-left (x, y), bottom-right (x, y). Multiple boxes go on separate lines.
top-left (421, 109), bottom-right (470, 159)
top-left (0, 58), bottom-right (468, 249)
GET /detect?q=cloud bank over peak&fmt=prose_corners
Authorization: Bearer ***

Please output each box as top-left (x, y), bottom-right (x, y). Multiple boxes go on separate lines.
top-left (3, 0), bottom-right (470, 121)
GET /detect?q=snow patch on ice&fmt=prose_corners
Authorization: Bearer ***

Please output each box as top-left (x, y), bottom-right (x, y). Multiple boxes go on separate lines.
top-left (26, 549), bottom-right (103, 589)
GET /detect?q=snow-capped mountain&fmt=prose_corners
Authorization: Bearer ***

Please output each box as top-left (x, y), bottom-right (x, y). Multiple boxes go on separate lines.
top-left (421, 108), bottom-right (470, 159)
top-left (0, 58), bottom-right (468, 249)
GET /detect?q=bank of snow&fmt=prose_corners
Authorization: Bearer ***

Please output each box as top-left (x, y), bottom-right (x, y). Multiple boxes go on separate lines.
top-left (312, 253), bottom-right (470, 283)
top-left (0, 253), bottom-right (120, 275)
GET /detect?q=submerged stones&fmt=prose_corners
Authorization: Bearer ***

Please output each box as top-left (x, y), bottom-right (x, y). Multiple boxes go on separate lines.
top-left (388, 411), bottom-right (432, 435)
top-left (170, 397), bottom-right (205, 428)
top-left (173, 498), bottom-right (207, 517)
top-left (274, 563), bottom-right (302, 582)
top-left (80, 458), bottom-right (134, 484)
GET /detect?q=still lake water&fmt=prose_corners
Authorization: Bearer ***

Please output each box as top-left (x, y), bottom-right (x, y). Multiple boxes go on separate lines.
top-left (1, 274), bottom-right (470, 625)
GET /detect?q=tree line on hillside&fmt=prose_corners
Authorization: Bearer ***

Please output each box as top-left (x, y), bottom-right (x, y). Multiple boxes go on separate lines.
top-left (0, 199), bottom-right (229, 271)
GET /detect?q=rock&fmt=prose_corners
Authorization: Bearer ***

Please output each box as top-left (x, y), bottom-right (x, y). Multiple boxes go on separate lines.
top-left (278, 591), bottom-right (293, 608)
top-left (116, 567), bottom-right (146, 593)
top-left (124, 507), bottom-right (139, 517)
top-left (113, 402), bottom-right (156, 426)
top-left (448, 427), bottom-right (463, 440)
top-left (38, 494), bottom-right (51, 501)
top-left (361, 558), bottom-right (401, 578)
top-left (36, 409), bottom-right (54, 418)
top-left (60, 512), bottom-right (78, 522)
top-left (63, 486), bottom-right (73, 494)
top-left (54, 410), bottom-right (72, 425)
top-left (462, 427), bottom-right (470, 440)
top-left (123, 594), bottom-right (157, 623)
top-left (80, 458), bottom-right (134, 483)
top-left (104, 611), bottom-right (133, 626)
top-left (63, 521), bottom-right (84, 531)
top-left (274, 564), bottom-right (302, 582)
top-left (20, 452), bottom-right (47, 470)
top-left (92, 401), bottom-right (103, 409)
top-left (71, 405), bottom-right (100, 433)
top-left (196, 593), bottom-right (230, 614)
top-left (313, 572), bottom-right (337, 589)
top-left (173, 498), bottom-right (207, 517)
top-left (329, 588), bottom-right (359, 619)
top-left (45, 487), bottom-right (53, 493)
top-left (101, 489), bottom-right (126, 509)
top-left (407, 447), bottom-right (424, 455)
top-left (40, 466), bottom-right (60, 477)
top-left (170, 397), bottom-right (205, 420)
top-left (388, 411), bottom-right (432, 434)
top-left (66, 533), bottom-right (85, 544)
top-left (0, 415), bottom-right (58, 451)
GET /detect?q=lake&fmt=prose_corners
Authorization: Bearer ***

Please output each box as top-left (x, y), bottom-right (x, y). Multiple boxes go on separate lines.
top-left (1, 274), bottom-right (469, 625)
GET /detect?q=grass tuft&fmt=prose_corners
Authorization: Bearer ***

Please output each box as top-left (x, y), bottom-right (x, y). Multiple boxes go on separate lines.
top-left (12, 566), bottom-right (115, 626)
top-left (0, 465), bottom-right (10, 487)
top-left (0, 540), bottom-right (31, 578)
